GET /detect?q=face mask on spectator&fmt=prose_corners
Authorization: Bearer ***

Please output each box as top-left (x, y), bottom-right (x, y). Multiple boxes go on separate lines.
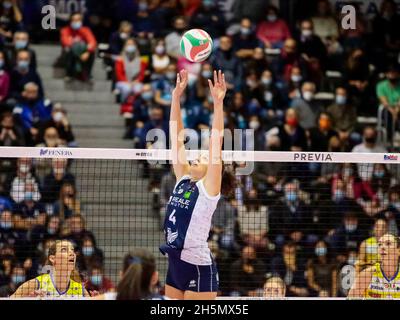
top-left (302, 91), bottom-right (314, 101)
top-left (202, 0), bottom-right (214, 8)
top-left (91, 275), bottom-right (102, 286)
top-left (286, 118), bottom-right (298, 127)
top-left (71, 21), bottom-right (82, 30)
top-left (267, 14), bottom-right (277, 22)
top-left (264, 91), bottom-right (273, 102)
top-left (315, 247), bottom-right (327, 257)
top-left (336, 95), bottom-right (347, 105)
top-left (53, 112), bottom-right (64, 122)
top-left (261, 77), bottom-right (272, 86)
top-left (12, 275), bottom-right (25, 284)
top-left (3, 1), bottom-right (12, 9)
top-left (0, 221), bottom-right (11, 229)
top-left (347, 256), bottom-right (356, 265)
top-left (301, 29), bottom-right (313, 38)
top-left (343, 167), bottom-right (353, 178)
top-left (246, 79), bottom-right (257, 88)
top-left (374, 171), bottom-right (385, 178)
top-left (155, 45), bottom-right (165, 55)
top-left (15, 40), bottom-right (28, 50)
top-left (333, 190), bottom-right (345, 201)
top-left (291, 75), bottom-right (302, 83)
top-left (125, 45), bottom-right (136, 54)
top-left (82, 246), bottom-right (94, 257)
top-left (285, 192), bottom-right (297, 202)
top-left (319, 118), bottom-right (330, 130)
top-left (142, 91), bottom-right (153, 101)
top-left (240, 27), bottom-right (251, 36)
top-left (47, 227), bottom-right (57, 235)
top-left (24, 191), bottom-right (33, 201)
top-left (166, 71), bottom-right (176, 81)
top-left (365, 136), bottom-right (377, 144)
top-left (249, 120), bottom-right (260, 130)
top-left (17, 60), bottom-right (30, 71)
top-left (138, 2), bottom-right (148, 11)
top-left (120, 32), bottom-right (128, 40)
top-left (19, 164), bottom-right (30, 173)
top-left (0, 59), bottom-right (4, 69)
top-left (344, 223), bottom-right (357, 232)
top-left (392, 201), bottom-right (400, 211)
top-left (202, 70), bottom-right (212, 78)
top-left (54, 167), bottom-right (65, 175)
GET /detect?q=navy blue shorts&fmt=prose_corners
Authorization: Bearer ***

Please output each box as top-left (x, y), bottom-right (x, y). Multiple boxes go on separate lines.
top-left (165, 254), bottom-right (219, 293)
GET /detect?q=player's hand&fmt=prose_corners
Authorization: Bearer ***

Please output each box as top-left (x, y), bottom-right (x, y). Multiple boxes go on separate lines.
top-left (172, 69), bottom-right (188, 98)
top-left (208, 70), bottom-right (226, 106)
top-left (89, 290), bottom-right (100, 297)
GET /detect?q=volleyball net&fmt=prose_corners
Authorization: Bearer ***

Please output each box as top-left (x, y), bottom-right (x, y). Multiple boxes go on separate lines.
top-left (0, 146), bottom-right (399, 299)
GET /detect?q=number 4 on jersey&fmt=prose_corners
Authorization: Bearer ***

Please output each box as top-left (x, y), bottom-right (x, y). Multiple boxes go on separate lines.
top-left (169, 209), bottom-right (176, 225)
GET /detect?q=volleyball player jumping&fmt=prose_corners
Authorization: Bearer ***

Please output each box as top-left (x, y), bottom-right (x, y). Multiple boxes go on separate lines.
top-left (160, 69), bottom-right (234, 300)
top-left (348, 233), bottom-right (400, 299)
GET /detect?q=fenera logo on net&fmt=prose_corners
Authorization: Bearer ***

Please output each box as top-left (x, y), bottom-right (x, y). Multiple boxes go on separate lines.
top-left (39, 149), bottom-right (73, 157)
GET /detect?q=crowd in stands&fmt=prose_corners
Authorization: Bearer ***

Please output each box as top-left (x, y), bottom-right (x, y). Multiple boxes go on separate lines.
top-left (0, 0), bottom-right (400, 298)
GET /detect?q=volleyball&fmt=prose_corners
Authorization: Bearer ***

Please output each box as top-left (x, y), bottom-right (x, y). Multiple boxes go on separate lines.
top-left (180, 29), bottom-right (213, 62)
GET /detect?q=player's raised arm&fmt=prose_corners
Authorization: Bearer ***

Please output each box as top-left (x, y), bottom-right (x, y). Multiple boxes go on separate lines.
top-left (170, 69), bottom-right (190, 181)
top-left (347, 266), bottom-right (374, 298)
top-left (204, 70), bottom-right (226, 197)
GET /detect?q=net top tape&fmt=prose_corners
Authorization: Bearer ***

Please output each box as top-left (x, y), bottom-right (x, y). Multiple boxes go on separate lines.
top-left (0, 147), bottom-right (399, 164)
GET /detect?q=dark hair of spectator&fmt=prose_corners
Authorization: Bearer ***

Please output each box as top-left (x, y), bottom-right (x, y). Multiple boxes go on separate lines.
top-left (221, 164), bottom-right (237, 198)
top-left (266, 5), bottom-right (280, 16)
top-left (117, 249), bottom-right (156, 300)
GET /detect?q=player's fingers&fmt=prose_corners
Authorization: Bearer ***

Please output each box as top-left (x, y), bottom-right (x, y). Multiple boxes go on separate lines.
top-left (213, 70), bottom-right (217, 85)
top-left (218, 70), bottom-right (222, 84)
top-left (208, 79), bottom-right (214, 90)
top-left (176, 73), bottom-right (180, 84)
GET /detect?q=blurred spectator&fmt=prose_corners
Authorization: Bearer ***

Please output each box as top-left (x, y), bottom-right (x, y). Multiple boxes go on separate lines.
top-left (0, 264), bottom-right (25, 297)
top-left (60, 12), bottom-right (97, 82)
top-left (270, 242), bottom-right (308, 297)
top-left (295, 20), bottom-right (327, 81)
top-left (154, 62), bottom-right (177, 112)
top-left (376, 63), bottom-right (400, 141)
top-left (10, 50), bottom-right (44, 100)
top-left (286, 66), bottom-right (304, 100)
top-left (269, 181), bottom-right (312, 246)
top-left (310, 0), bottom-right (341, 63)
top-left (115, 38), bottom-right (147, 103)
top-left (85, 262), bottom-right (115, 294)
top-left (306, 240), bottom-right (337, 297)
top-left (64, 214), bottom-right (96, 250)
top-left (13, 82), bottom-right (52, 145)
top-left (229, 246), bottom-right (266, 296)
top-left (263, 276), bottom-right (286, 298)
top-left (165, 16), bottom-right (187, 59)
top-left (357, 218), bottom-right (388, 270)
top-left (79, 236), bottom-right (104, 271)
top-left (53, 182), bottom-right (81, 219)
top-left (237, 188), bottom-right (268, 250)
top-left (308, 112), bottom-right (338, 152)
top-left (375, 186), bottom-right (400, 235)
top-left (38, 103), bottom-right (76, 147)
top-left (232, 0), bottom-right (267, 23)
top-left (85, 1), bottom-right (115, 43)
top-left (8, 158), bottom-right (40, 204)
top-left (290, 82), bottom-right (322, 130)
top-left (0, 50), bottom-right (9, 107)
top-left (0, 210), bottom-right (26, 250)
top-left (151, 39), bottom-right (170, 79)
top-left (256, 5), bottom-right (291, 49)
top-left (209, 36), bottom-right (243, 91)
top-left (0, 0), bottom-right (23, 46)
top-left (109, 21), bottom-right (134, 55)
top-left (190, 0), bottom-right (226, 38)
top-left (30, 215), bottom-right (61, 251)
top-left (352, 126), bottom-right (387, 155)
top-left (371, 0), bottom-right (400, 65)
top-left (233, 18), bottom-right (261, 60)
top-left (6, 31), bottom-right (37, 70)
top-left (326, 87), bottom-right (357, 143)
top-left (41, 158), bottom-right (75, 204)
top-left (133, 0), bottom-right (157, 35)
top-left (0, 111), bottom-right (24, 146)
top-left (244, 47), bottom-right (269, 76)
top-left (328, 211), bottom-right (367, 258)
top-left (275, 108), bottom-right (308, 151)
top-left (12, 181), bottom-right (46, 231)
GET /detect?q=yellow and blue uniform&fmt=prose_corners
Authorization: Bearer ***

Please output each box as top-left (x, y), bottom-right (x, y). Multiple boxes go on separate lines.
top-left (35, 273), bottom-right (84, 298)
top-left (365, 263), bottom-right (400, 299)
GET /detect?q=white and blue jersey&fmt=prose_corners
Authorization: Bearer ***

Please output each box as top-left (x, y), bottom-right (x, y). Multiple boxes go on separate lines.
top-left (160, 175), bottom-right (220, 266)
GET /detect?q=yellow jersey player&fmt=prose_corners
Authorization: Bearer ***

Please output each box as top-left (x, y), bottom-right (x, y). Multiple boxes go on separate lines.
top-left (348, 233), bottom-right (400, 299)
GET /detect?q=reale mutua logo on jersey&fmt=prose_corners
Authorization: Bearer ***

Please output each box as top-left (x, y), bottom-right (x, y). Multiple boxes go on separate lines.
top-left (39, 149), bottom-right (73, 157)
top-left (384, 155), bottom-right (398, 161)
